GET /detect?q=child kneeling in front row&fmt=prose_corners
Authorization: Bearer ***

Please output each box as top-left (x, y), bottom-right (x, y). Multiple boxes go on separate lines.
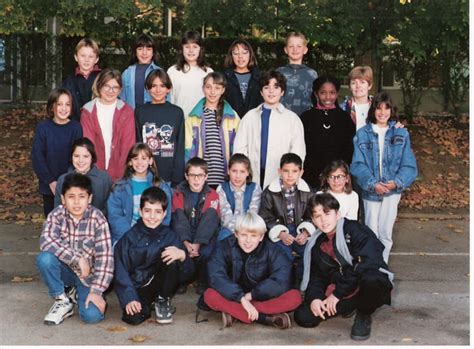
top-left (204, 212), bottom-right (302, 329)
top-left (114, 187), bottom-right (191, 325)
top-left (295, 193), bottom-right (393, 341)
top-left (36, 173), bottom-right (114, 325)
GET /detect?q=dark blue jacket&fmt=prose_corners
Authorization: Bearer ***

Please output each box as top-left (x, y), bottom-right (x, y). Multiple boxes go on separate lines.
top-left (113, 219), bottom-right (191, 308)
top-left (208, 236), bottom-right (292, 302)
top-left (223, 67), bottom-right (263, 118)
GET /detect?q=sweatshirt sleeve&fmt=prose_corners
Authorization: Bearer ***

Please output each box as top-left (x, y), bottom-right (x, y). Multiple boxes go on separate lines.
top-left (171, 191), bottom-right (193, 242)
top-left (171, 109), bottom-right (185, 186)
top-left (113, 236), bottom-right (140, 308)
top-left (31, 124), bottom-right (55, 187)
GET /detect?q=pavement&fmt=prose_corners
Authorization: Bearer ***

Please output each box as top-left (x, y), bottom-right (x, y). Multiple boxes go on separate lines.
top-left (0, 213), bottom-right (469, 346)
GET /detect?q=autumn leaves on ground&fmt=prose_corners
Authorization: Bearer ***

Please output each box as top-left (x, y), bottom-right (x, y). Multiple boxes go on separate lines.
top-left (0, 106), bottom-right (469, 226)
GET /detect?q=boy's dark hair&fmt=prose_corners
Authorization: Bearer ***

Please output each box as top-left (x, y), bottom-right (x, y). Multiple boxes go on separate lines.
top-left (130, 33), bottom-right (156, 65)
top-left (224, 39), bottom-right (258, 69)
top-left (145, 69), bottom-right (172, 90)
top-left (319, 159), bottom-right (352, 194)
top-left (225, 153), bottom-right (253, 183)
top-left (366, 92), bottom-right (399, 125)
top-left (71, 137), bottom-right (97, 165)
top-left (176, 31), bottom-right (209, 72)
top-left (140, 186), bottom-right (168, 211)
top-left (185, 157), bottom-right (208, 174)
top-left (47, 88), bottom-right (73, 118)
top-left (61, 173), bottom-right (92, 196)
top-left (307, 193), bottom-right (340, 214)
top-left (260, 70), bottom-right (286, 93)
top-left (311, 75), bottom-right (341, 106)
top-left (280, 152), bottom-right (303, 169)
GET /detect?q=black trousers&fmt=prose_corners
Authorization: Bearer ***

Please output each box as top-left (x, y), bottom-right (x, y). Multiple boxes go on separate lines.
top-left (294, 270), bottom-right (392, 328)
top-left (43, 194), bottom-right (55, 218)
top-left (351, 176), bottom-right (365, 224)
top-left (122, 261), bottom-right (180, 325)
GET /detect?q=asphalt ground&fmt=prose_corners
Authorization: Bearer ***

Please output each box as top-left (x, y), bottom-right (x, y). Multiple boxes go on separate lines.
top-left (0, 213), bottom-right (469, 346)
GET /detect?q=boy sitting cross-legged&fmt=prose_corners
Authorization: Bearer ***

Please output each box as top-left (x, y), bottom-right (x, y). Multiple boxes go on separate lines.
top-left (171, 157), bottom-right (220, 295)
top-left (294, 193), bottom-right (393, 340)
top-left (36, 173), bottom-right (113, 325)
top-left (204, 212), bottom-right (302, 329)
top-left (114, 187), bottom-right (191, 325)
top-left (258, 153), bottom-right (314, 281)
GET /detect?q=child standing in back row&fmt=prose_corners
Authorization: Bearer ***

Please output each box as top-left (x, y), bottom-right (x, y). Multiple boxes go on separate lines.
top-left (31, 88), bottom-right (83, 217)
top-left (167, 31), bottom-right (213, 118)
top-left (277, 32), bottom-right (318, 117)
top-left (120, 33), bottom-right (161, 109)
top-left (351, 92), bottom-right (417, 263)
top-left (61, 38), bottom-right (101, 122)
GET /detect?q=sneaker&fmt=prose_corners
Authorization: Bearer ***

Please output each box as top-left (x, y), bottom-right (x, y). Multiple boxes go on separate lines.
top-left (265, 312), bottom-right (291, 329)
top-left (350, 311), bottom-right (372, 340)
top-left (44, 297), bottom-right (74, 325)
top-left (155, 296), bottom-right (173, 324)
top-left (65, 286), bottom-right (77, 304)
top-left (221, 312), bottom-right (236, 328)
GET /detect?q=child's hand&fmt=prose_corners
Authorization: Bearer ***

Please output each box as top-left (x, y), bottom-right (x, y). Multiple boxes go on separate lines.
top-left (191, 243), bottom-right (201, 257)
top-left (49, 181), bottom-right (57, 195)
top-left (125, 300), bottom-right (142, 315)
top-left (78, 257), bottom-right (90, 279)
top-left (183, 241), bottom-right (194, 256)
top-left (161, 246), bottom-right (186, 264)
top-left (395, 121), bottom-right (405, 129)
top-left (241, 296), bottom-right (259, 321)
top-left (374, 183), bottom-right (390, 195)
top-left (279, 231), bottom-right (294, 246)
top-left (295, 229), bottom-right (309, 245)
top-left (383, 181), bottom-right (397, 190)
top-left (310, 299), bottom-right (326, 320)
top-left (322, 294), bottom-right (339, 317)
top-left (85, 292), bottom-right (106, 314)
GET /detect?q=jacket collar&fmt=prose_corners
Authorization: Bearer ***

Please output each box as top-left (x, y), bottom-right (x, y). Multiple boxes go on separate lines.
top-left (82, 98), bottom-right (126, 113)
top-left (188, 98), bottom-right (237, 119)
top-left (258, 102), bottom-right (287, 114)
top-left (177, 180), bottom-right (211, 196)
top-left (268, 176), bottom-right (311, 193)
top-left (364, 120), bottom-right (397, 134)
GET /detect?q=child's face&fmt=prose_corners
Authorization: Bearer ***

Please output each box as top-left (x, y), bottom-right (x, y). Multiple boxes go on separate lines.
top-left (139, 201), bottom-right (166, 229)
top-left (72, 146), bottom-right (92, 174)
top-left (327, 168), bottom-right (348, 194)
top-left (74, 46), bottom-right (99, 74)
top-left (99, 78), bottom-right (121, 104)
top-left (316, 82), bottom-right (338, 107)
top-left (234, 229), bottom-right (264, 253)
top-left (284, 36), bottom-right (308, 63)
top-left (183, 42), bottom-right (201, 64)
top-left (185, 166), bottom-right (208, 193)
top-left (349, 78), bottom-right (372, 101)
top-left (136, 46), bottom-right (153, 65)
top-left (228, 162), bottom-right (249, 189)
top-left (149, 76), bottom-right (170, 104)
top-left (311, 205), bottom-right (340, 235)
top-left (279, 163), bottom-right (303, 188)
top-left (260, 78), bottom-right (284, 107)
top-left (53, 94), bottom-right (72, 124)
top-left (61, 186), bottom-right (92, 220)
top-left (129, 151), bottom-right (153, 177)
top-left (203, 78), bottom-right (225, 106)
top-left (375, 102), bottom-right (391, 127)
top-left (231, 44), bottom-right (250, 71)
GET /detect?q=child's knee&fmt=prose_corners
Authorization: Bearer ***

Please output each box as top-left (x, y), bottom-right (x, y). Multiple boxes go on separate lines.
top-left (36, 251), bottom-right (58, 269)
top-left (79, 304), bottom-right (105, 324)
top-left (293, 303), bottom-right (321, 328)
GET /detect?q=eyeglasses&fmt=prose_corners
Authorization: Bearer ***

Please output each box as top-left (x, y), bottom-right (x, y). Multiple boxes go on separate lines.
top-left (187, 173), bottom-right (206, 180)
top-left (328, 174), bottom-right (346, 181)
top-left (102, 84), bottom-right (121, 92)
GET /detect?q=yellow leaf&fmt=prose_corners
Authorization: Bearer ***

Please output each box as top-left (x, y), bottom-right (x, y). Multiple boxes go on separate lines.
top-left (11, 276), bottom-right (33, 283)
top-left (105, 326), bottom-right (128, 333)
top-left (129, 335), bottom-right (149, 343)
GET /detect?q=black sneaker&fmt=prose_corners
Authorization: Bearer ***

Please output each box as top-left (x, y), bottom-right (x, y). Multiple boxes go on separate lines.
top-left (350, 311), bottom-right (372, 340)
top-left (155, 296), bottom-right (173, 324)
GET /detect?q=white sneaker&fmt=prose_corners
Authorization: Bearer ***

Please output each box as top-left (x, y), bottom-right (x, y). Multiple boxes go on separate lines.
top-left (44, 298), bottom-right (74, 325)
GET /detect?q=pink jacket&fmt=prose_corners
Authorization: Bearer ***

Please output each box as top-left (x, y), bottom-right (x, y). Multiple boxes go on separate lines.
top-left (81, 98), bottom-right (136, 182)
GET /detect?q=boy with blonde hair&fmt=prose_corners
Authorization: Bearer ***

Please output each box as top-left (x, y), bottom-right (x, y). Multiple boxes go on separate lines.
top-left (277, 32), bottom-right (318, 116)
top-left (62, 38), bottom-right (101, 121)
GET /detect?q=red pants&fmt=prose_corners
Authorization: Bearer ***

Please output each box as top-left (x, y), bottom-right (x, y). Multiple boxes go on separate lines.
top-left (204, 288), bottom-right (302, 324)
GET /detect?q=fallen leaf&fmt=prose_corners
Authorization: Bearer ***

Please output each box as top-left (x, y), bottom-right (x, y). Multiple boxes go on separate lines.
top-left (11, 276), bottom-right (34, 283)
top-left (436, 236), bottom-right (449, 242)
top-left (453, 229), bottom-right (464, 234)
top-left (129, 335), bottom-right (149, 343)
top-left (105, 326), bottom-right (128, 333)
top-left (402, 338), bottom-right (413, 342)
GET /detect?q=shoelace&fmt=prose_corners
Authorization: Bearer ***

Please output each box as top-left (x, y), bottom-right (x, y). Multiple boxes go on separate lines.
top-left (50, 300), bottom-right (69, 314)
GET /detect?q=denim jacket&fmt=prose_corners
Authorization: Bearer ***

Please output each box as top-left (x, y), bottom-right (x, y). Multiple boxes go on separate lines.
top-left (120, 62), bottom-right (161, 109)
top-left (350, 121), bottom-right (417, 201)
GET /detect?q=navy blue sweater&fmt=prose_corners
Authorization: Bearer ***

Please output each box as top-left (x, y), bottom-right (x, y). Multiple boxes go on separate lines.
top-left (31, 119), bottom-right (83, 195)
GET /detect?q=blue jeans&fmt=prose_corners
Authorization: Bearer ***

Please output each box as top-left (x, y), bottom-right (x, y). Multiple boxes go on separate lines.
top-left (36, 252), bottom-right (105, 324)
top-left (275, 224), bottom-right (306, 278)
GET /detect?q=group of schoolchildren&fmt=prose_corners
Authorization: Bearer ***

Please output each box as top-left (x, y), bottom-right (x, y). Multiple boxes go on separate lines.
top-left (31, 29), bottom-right (418, 341)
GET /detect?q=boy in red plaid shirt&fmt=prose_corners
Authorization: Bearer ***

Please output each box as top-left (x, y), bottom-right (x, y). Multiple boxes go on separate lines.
top-left (36, 173), bottom-right (113, 325)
